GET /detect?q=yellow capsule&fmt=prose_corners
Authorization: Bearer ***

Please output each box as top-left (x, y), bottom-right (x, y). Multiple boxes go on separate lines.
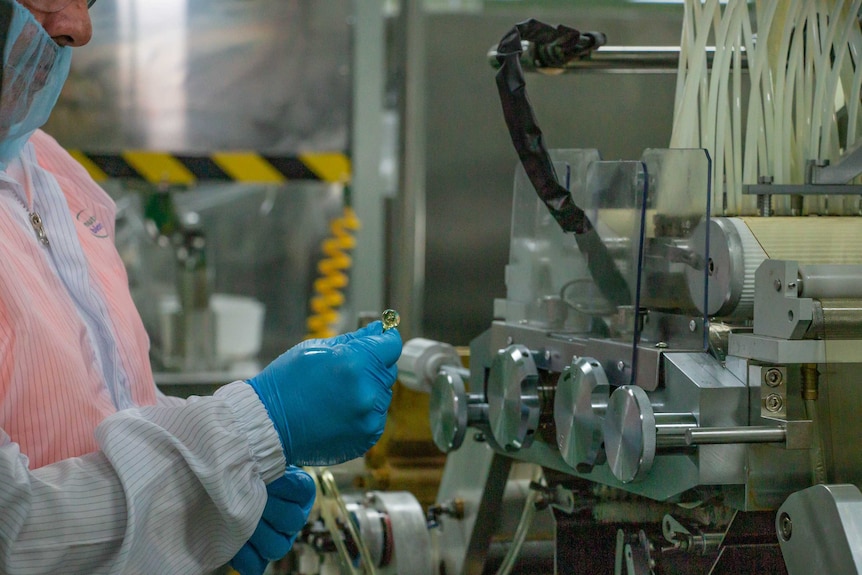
top-left (382, 309), bottom-right (400, 330)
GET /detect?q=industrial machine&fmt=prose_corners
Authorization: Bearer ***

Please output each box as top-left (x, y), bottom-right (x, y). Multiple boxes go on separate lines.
top-left (278, 5), bottom-right (862, 575)
top-left (416, 13), bottom-right (862, 574)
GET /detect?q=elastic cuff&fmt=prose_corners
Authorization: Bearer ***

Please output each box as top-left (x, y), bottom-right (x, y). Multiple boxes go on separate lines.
top-left (215, 381), bottom-right (286, 484)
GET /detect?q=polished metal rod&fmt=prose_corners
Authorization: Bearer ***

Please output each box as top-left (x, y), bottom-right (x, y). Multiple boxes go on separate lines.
top-left (685, 426), bottom-right (786, 445)
top-left (488, 45), bottom-right (747, 74)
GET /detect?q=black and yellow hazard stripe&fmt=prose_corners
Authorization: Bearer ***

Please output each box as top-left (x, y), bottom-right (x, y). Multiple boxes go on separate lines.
top-left (68, 150), bottom-right (351, 185)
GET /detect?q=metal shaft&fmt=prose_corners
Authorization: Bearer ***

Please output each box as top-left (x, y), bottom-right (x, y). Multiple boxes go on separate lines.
top-left (654, 413), bottom-right (699, 448)
top-left (685, 426), bottom-right (786, 445)
top-left (488, 45), bottom-right (747, 74)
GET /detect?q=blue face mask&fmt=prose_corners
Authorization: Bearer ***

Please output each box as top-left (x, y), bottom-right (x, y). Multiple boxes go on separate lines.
top-left (0, 0), bottom-right (72, 170)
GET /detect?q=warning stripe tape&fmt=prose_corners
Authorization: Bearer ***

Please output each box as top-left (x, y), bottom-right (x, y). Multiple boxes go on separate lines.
top-left (69, 151), bottom-right (352, 185)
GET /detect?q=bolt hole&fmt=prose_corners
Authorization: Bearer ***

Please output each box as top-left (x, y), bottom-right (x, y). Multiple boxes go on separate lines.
top-left (708, 258), bottom-right (715, 276)
top-left (788, 310), bottom-right (795, 322)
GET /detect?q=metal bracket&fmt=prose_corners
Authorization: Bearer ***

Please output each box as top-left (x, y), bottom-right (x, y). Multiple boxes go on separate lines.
top-left (753, 260), bottom-right (813, 339)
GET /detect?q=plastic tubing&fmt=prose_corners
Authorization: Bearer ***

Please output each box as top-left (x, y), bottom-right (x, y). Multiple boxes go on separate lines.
top-left (705, 0), bottom-right (732, 154)
top-left (727, 2), bottom-right (747, 212)
top-left (795, 0), bottom-right (815, 183)
top-left (781, 1), bottom-right (807, 189)
top-left (810, 0), bottom-right (843, 162)
top-left (742, 0), bottom-right (778, 190)
top-left (705, 1), bottom-right (725, 150)
top-left (707, 1), bottom-right (744, 214)
top-left (775, 0), bottom-right (799, 184)
top-left (732, 20), bottom-right (743, 212)
top-left (846, 23), bottom-right (862, 146)
top-left (672, 0), bottom-right (695, 129)
top-left (671, 0), bottom-right (700, 148)
top-left (672, 0), bottom-right (719, 149)
top-left (820, 0), bottom-right (862, 160)
top-left (804, 1), bottom-right (821, 162)
top-left (791, 19), bottom-right (805, 187)
top-left (494, 465), bottom-right (544, 575)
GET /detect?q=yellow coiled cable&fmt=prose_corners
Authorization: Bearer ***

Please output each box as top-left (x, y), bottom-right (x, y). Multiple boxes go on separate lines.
top-left (305, 206), bottom-right (361, 339)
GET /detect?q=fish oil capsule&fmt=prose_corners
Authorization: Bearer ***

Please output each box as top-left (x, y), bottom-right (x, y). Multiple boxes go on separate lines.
top-left (382, 309), bottom-right (400, 330)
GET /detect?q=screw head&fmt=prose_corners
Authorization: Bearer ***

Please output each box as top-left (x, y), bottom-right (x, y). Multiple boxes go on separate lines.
top-left (779, 512), bottom-right (792, 540)
top-left (765, 393), bottom-right (784, 413)
top-left (774, 279), bottom-right (783, 291)
top-left (765, 368), bottom-right (784, 387)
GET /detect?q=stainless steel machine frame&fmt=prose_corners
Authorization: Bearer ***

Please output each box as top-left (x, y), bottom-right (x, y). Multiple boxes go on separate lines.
top-left (416, 143), bottom-right (862, 574)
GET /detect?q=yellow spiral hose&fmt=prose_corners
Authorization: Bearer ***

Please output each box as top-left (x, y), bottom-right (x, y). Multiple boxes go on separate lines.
top-left (305, 206), bottom-right (361, 339)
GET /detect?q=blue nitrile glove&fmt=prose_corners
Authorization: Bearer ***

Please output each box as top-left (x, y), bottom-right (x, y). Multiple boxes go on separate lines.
top-left (247, 321), bottom-right (402, 466)
top-left (230, 467), bottom-right (316, 575)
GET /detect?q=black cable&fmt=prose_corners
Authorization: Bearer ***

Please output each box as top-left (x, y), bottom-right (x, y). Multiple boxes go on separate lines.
top-left (494, 19), bottom-right (631, 308)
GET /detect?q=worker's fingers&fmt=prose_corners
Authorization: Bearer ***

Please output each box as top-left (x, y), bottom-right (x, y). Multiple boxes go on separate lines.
top-left (230, 543), bottom-right (267, 575)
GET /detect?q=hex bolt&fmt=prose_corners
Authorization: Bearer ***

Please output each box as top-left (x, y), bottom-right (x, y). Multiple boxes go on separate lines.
top-left (765, 368), bottom-right (784, 387)
top-left (765, 393), bottom-right (784, 413)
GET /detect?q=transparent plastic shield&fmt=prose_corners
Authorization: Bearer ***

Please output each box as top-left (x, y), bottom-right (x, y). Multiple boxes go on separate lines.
top-left (497, 149), bottom-right (646, 341)
top-left (638, 149), bottom-right (712, 351)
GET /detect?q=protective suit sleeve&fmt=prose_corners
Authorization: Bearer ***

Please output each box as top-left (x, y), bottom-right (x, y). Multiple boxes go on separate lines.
top-left (0, 381), bottom-right (286, 575)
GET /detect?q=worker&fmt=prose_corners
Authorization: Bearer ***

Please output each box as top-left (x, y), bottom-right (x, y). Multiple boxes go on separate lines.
top-left (0, 1), bottom-right (402, 574)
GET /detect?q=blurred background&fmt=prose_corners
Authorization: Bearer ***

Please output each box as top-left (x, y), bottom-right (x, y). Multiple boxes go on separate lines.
top-left (46, 0), bottom-right (683, 383)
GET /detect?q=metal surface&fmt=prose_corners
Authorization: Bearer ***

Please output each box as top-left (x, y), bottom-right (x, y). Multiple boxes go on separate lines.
top-left (430, 365), bottom-right (481, 453)
top-left (487, 45), bottom-right (746, 74)
top-left (759, 365), bottom-right (788, 420)
top-left (49, 0), bottom-right (351, 153)
top-left (485, 322), bottom-right (664, 392)
top-left (685, 427), bottom-right (787, 445)
top-left (754, 260), bottom-right (815, 339)
top-left (686, 217), bottom-right (765, 318)
top-left (729, 333), bottom-right (862, 364)
top-left (603, 385), bottom-right (656, 484)
top-left (797, 265), bottom-right (862, 299)
top-left (350, 0), bottom-right (389, 318)
top-left (434, 433), bottom-right (514, 575)
top-left (554, 356), bottom-right (609, 473)
top-left (743, 184), bottom-right (862, 195)
top-left (777, 484), bottom-right (862, 575)
top-left (390, 0), bottom-right (428, 340)
top-left (487, 345), bottom-right (541, 452)
top-left (811, 142), bottom-right (862, 185)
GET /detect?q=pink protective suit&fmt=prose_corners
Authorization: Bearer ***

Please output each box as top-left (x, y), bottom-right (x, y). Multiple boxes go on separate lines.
top-left (0, 130), bottom-right (157, 469)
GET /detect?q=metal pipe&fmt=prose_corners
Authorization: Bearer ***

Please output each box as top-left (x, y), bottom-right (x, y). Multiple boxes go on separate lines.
top-left (488, 45), bottom-right (748, 74)
top-left (798, 265), bottom-right (862, 299)
top-left (654, 413), bottom-right (698, 448)
top-left (685, 426), bottom-right (786, 445)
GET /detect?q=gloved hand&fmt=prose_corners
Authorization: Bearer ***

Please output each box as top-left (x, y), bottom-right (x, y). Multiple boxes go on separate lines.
top-left (230, 467), bottom-right (316, 575)
top-left (248, 321), bottom-right (402, 466)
